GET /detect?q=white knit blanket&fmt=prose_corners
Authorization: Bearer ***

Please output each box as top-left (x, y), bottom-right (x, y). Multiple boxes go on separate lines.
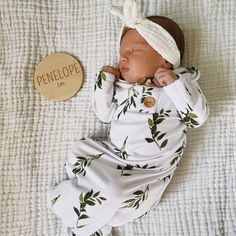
top-left (0, 0), bottom-right (235, 235)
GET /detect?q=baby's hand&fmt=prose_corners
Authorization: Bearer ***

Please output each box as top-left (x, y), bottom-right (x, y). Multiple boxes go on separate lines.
top-left (102, 66), bottom-right (120, 80)
top-left (153, 68), bottom-right (179, 87)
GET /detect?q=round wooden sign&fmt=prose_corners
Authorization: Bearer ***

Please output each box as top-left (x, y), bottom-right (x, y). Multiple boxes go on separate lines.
top-left (34, 52), bottom-right (83, 101)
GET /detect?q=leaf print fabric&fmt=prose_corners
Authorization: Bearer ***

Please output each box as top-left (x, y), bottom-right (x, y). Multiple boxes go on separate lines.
top-left (179, 103), bottom-right (199, 128)
top-left (145, 109), bottom-right (171, 149)
top-left (117, 86), bottom-right (139, 119)
top-left (72, 154), bottom-right (103, 176)
top-left (73, 189), bottom-right (107, 228)
top-left (121, 185), bottom-right (149, 209)
top-left (163, 67), bottom-right (209, 128)
top-left (117, 164), bottom-right (134, 176)
top-left (117, 163), bottom-right (157, 176)
top-left (114, 137), bottom-right (129, 159)
top-left (94, 71), bottom-right (106, 91)
top-left (170, 142), bottom-right (185, 166)
top-left (141, 87), bottom-right (154, 104)
top-left (47, 68), bottom-right (209, 236)
top-left (92, 72), bottom-right (117, 123)
top-left (51, 195), bottom-right (61, 206)
top-left (91, 229), bottom-right (104, 236)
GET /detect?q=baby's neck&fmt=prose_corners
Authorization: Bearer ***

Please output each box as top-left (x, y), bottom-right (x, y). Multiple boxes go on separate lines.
top-left (119, 76), bottom-right (159, 87)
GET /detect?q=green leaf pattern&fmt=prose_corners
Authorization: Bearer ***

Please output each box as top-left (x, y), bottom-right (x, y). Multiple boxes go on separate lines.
top-left (117, 164), bottom-right (157, 176)
top-left (51, 195), bottom-right (61, 206)
top-left (170, 142), bottom-right (186, 166)
top-left (114, 136), bottom-right (129, 160)
top-left (179, 67), bottom-right (198, 76)
top-left (121, 185), bottom-right (149, 210)
top-left (117, 86), bottom-right (139, 119)
top-left (73, 189), bottom-right (107, 228)
top-left (117, 164), bottom-right (134, 176)
top-left (180, 103), bottom-right (199, 128)
top-left (72, 154), bottom-right (104, 176)
top-left (94, 71), bottom-right (106, 91)
top-left (184, 85), bottom-right (192, 96)
top-left (48, 67), bottom-right (207, 233)
top-left (162, 174), bottom-right (172, 182)
top-left (161, 142), bottom-right (186, 182)
top-left (91, 229), bottom-right (104, 236)
top-left (140, 87), bottom-right (154, 104)
top-left (135, 164), bottom-right (157, 169)
top-left (145, 109), bottom-right (171, 149)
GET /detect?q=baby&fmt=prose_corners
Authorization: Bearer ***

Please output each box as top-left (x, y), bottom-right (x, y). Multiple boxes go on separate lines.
top-left (47, 1), bottom-right (209, 236)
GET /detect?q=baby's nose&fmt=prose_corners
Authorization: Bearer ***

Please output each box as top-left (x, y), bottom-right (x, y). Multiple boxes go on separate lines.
top-left (120, 55), bottom-right (128, 62)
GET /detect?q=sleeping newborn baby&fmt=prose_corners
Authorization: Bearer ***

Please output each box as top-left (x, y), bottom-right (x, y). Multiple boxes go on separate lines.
top-left (47, 1), bottom-right (209, 235)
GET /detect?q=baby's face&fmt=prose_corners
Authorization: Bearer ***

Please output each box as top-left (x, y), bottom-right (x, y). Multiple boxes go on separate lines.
top-left (118, 29), bottom-right (166, 83)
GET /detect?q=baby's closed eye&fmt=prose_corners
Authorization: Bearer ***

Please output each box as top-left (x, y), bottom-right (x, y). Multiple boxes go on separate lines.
top-left (132, 48), bottom-right (143, 52)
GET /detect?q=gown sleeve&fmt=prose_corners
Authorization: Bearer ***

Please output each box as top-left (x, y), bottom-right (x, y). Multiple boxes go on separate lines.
top-left (163, 67), bottom-right (210, 128)
top-left (91, 71), bottom-right (117, 123)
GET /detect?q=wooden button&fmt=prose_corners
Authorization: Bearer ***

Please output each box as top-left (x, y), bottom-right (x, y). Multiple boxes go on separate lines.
top-left (144, 96), bottom-right (155, 108)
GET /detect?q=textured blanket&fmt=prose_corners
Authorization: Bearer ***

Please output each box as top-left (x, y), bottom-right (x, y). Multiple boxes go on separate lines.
top-left (0, 0), bottom-right (235, 235)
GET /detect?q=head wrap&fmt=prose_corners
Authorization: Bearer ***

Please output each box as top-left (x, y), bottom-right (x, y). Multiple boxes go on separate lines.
top-left (110, 0), bottom-right (181, 68)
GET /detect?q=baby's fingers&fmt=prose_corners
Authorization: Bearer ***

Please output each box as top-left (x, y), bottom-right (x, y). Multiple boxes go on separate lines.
top-left (154, 68), bottom-right (169, 78)
top-left (102, 65), bottom-right (120, 79)
top-left (153, 77), bottom-right (167, 87)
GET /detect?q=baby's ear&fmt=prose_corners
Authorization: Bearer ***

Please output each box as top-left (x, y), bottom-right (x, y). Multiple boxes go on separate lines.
top-left (163, 61), bottom-right (173, 69)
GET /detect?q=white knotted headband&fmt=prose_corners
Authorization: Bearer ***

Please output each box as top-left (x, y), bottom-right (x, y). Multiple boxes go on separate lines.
top-left (110, 0), bottom-right (181, 68)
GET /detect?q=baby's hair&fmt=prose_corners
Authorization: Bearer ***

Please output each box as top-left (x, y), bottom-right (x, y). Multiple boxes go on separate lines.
top-left (147, 16), bottom-right (185, 61)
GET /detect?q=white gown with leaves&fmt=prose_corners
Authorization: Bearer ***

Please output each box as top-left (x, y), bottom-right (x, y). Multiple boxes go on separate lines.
top-left (47, 67), bottom-right (209, 236)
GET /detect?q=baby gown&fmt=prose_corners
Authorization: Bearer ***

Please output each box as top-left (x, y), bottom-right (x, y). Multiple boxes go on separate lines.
top-left (47, 67), bottom-right (209, 236)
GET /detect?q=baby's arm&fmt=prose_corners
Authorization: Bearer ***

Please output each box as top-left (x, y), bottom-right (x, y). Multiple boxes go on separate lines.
top-left (91, 66), bottom-right (119, 123)
top-left (159, 67), bottom-right (209, 128)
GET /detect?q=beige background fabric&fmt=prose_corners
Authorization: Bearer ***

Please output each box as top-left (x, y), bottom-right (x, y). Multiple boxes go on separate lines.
top-left (0, 0), bottom-right (235, 235)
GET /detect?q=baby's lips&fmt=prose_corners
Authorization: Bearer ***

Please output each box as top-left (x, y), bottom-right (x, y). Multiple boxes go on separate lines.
top-left (119, 66), bottom-right (129, 73)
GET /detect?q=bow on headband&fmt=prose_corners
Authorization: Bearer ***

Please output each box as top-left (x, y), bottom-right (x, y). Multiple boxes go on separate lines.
top-left (110, 0), bottom-right (181, 68)
top-left (110, 0), bottom-right (144, 27)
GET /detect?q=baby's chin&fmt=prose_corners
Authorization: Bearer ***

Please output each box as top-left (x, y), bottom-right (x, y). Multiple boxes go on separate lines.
top-left (121, 73), bottom-right (141, 84)
top-left (123, 77), bottom-right (137, 83)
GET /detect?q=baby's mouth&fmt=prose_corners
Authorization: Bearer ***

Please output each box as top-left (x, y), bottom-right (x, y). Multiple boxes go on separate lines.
top-left (120, 67), bottom-right (130, 73)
